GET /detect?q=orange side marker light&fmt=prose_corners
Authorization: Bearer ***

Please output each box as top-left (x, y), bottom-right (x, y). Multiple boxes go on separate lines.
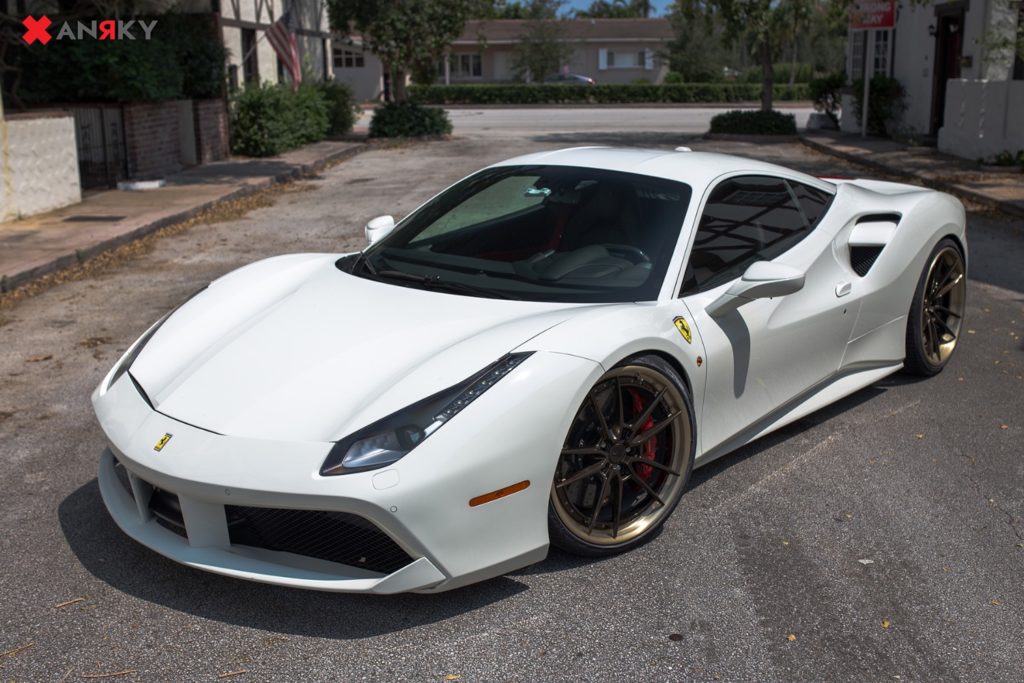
top-left (469, 480), bottom-right (530, 507)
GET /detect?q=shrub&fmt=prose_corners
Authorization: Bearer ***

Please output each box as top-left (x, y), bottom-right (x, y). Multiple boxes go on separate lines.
top-left (231, 83), bottom-right (329, 156)
top-left (663, 71), bottom-right (685, 85)
top-left (809, 72), bottom-right (845, 127)
top-left (851, 76), bottom-right (905, 137)
top-left (408, 83), bottom-right (810, 105)
top-left (369, 102), bottom-right (452, 138)
top-left (709, 109), bottom-right (797, 135)
top-left (315, 81), bottom-right (360, 136)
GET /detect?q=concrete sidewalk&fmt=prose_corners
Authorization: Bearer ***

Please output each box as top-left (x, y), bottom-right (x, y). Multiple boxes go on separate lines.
top-left (0, 139), bottom-right (365, 293)
top-left (801, 131), bottom-right (1024, 218)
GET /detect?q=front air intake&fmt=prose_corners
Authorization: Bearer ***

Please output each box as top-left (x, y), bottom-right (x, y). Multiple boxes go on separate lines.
top-left (225, 506), bottom-right (414, 575)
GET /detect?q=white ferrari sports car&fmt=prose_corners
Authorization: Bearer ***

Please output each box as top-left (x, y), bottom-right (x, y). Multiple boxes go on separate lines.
top-left (93, 148), bottom-right (967, 594)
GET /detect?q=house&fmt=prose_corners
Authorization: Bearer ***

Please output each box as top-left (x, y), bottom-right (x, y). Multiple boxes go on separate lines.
top-left (217, 0), bottom-right (333, 90)
top-left (332, 17), bottom-right (674, 102)
top-left (840, 0), bottom-right (1024, 160)
top-left (444, 18), bottom-right (673, 85)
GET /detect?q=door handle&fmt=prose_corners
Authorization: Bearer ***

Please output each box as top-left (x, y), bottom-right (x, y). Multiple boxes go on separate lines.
top-left (835, 281), bottom-right (852, 297)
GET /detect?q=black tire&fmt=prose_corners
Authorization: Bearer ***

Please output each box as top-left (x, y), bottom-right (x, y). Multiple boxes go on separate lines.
top-left (548, 354), bottom-right (696, 557)
top-left (904, 237), bottom-right (967, 376)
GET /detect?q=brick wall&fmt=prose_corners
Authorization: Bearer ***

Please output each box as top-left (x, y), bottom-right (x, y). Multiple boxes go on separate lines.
top-left (123, 101), bottom-right (182, 180)
top-left (193, 99), bottom-right (229, 164)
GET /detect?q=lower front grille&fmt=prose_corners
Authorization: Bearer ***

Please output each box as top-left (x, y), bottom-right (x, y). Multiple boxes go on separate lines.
top-left (112, 457), bottom-right (135, 501)
top-left (225, 506), bottom-right (414, 575)
top-left (149, 488), bottom-right (188, 538)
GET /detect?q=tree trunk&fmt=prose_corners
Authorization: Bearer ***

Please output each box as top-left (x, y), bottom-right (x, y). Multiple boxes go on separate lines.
top-left (393, 68), bottom-right (408, 102)
top-left (789, 24), bottom-right (798, 86)
top-left (760, 39), bottom-right (774, 112)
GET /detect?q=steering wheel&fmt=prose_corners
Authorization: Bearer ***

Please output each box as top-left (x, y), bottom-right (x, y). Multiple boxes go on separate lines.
top-left (604, 244), bottom-right (651, 264)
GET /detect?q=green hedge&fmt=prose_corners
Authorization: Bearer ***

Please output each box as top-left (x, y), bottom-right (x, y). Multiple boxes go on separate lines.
top-left (709, 110), bottom-right (797, 135)
top-left (231, 83), bottom-right (329, 157)
top-left (369, 102), bottom-right (453, 138)
top-left (408, 83), bottom-right (810, 105)
top-left (316, 81), bottom-right (360, 136)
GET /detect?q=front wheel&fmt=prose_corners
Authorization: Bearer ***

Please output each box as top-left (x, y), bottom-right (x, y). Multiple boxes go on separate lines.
top-left (548, 355), bottom-right (695, 557)
top-left (904, 238), bottom-right (967, 376)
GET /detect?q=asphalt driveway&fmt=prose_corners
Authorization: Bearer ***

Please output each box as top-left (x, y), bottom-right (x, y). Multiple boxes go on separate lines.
top-left (1, 129), bottom-right (1022, 681)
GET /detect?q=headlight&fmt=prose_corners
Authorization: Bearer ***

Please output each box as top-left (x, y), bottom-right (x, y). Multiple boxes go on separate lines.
top-left (320, 352), bottom-right (533, 476)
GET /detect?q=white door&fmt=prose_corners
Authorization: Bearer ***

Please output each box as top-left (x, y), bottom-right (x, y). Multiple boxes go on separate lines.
top-left (680, 175), bottom-right (857, 457)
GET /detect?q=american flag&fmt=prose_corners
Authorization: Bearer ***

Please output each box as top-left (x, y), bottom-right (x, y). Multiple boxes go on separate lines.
top-left (267, 10), bottom-right (301, 90)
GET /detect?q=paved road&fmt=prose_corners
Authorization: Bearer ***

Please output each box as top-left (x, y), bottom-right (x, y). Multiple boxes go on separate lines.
top-left (1, 126), bottom-right (1022, 681)
top-left (358, 105), bottom-right (816, 138)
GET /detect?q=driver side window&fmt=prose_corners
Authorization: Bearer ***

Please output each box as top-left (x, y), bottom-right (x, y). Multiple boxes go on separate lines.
top-left (680, 175), bottom-right (827, 296)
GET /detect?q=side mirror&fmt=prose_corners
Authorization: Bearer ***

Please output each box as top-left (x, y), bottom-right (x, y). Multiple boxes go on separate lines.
top-left (706, 261), bottom-right (806, 318)
top-left (365, 215), bottom-right (395, 245)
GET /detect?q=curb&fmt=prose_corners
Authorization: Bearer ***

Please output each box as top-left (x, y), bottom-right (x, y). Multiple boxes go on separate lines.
top-left (0, 143), bottom-right (369, 294)
top-left (799, 136), bottom-right (1024, 220)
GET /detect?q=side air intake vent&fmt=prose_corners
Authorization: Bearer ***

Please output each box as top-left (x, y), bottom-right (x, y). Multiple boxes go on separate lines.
top-left (855, 213), bottom-right (901, 225)
top-left (851, 246), bottom-right (884, 276)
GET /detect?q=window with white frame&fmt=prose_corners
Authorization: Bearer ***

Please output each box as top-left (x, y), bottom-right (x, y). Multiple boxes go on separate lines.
top-left (333, 48), bottom-right (365, 69)
top-left (872, 29), bottom-right (890, 76)
top-left (850, 29), bottom-right (891, 81)
top-left (599, 48), bottom-right (653, 71)
top-left (453, 53), bottom-right (482, 78)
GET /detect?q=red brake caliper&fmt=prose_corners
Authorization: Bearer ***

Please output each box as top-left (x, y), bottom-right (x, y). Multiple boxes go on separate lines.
top-left (626, 388), bottom-right (657, 480)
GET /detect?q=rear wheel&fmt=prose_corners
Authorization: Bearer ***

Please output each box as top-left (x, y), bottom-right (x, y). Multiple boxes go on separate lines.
top-left (548, 355), bottom-right (695, 556)
top-left (904, 238), bottom-right (966, 376)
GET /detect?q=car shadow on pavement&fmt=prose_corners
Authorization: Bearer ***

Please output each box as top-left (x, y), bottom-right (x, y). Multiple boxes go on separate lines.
top-left (58, 480), bottom-right (527, 639)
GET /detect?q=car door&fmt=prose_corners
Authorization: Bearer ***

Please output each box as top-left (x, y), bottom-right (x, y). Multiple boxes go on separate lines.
top-left (678, 174), bottom-right (858, 458)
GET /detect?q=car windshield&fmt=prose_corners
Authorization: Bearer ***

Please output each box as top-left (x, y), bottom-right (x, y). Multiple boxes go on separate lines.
top-left (343, 165), bottom-right (692, 303)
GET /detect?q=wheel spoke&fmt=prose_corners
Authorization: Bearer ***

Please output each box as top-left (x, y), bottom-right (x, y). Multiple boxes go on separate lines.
top-left (560, 447), bottom-right (606, 458)
top-left (555, 460), bottom-right (606, 489)
top-left (615, 376), bottom-right (625, 432)
top-left (631, 387), bottom-right (666, 434)
top-left (933, 316), bottom-right (957, 341)
top-left (933, 272), bottom-right (963, 299)
top-left (927, 318), bottom-right (941, 358)
top-left (629, 458), bottom-right (681, 477)
top-left (629, 411), bottom-right (680, 446)
top-left (587, 474), bottom-right (611, 533)
top-left (612, 473), bottom-right (624, 539)
top-left (625, 463), bottom-right (667, 506)
top-left (589, 393), bottom-right (613, 442)
top-left (932, 304), bottom-right (961, 319)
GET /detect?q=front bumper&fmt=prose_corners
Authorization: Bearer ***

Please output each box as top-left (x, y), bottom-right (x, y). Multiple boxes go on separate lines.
top-left (93, 351), bottom-right (600, 593)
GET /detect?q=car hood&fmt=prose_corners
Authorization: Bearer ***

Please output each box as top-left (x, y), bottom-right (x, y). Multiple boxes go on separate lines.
top-left (130, 254), bottom-right (583, 442)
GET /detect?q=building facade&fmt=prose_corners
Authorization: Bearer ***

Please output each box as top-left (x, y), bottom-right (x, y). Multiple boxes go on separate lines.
top-left (331, 17), bottom-right (674, 102)
top-left (841, 0), bottom-right (1024, 160)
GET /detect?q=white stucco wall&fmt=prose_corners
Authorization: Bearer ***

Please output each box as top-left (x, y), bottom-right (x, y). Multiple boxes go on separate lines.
top-left (938, 79), bottom-right (1024, 158)
top-left (1, 113), bottom-right (82, 222)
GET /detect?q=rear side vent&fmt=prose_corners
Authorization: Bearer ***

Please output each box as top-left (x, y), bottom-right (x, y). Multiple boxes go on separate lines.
top-left (855, 213), bottom-right (901, 224)
top-left (851, 246), bottom-right (884, 276)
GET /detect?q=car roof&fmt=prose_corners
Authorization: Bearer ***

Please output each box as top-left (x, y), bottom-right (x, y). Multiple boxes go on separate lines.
top-left (488, 147), bottom-right (835, 194)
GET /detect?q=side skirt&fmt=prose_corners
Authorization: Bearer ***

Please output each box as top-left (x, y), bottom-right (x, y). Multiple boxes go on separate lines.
top-left (695, 360), bottom-right (903, 468)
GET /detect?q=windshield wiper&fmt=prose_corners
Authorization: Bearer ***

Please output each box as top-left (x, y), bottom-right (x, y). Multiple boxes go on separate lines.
top-left (373, 270), bottom-right (515, 300)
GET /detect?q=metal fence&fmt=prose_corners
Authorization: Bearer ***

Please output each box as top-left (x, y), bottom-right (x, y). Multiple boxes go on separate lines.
top-left (67, 105), bottom-right (127, 190)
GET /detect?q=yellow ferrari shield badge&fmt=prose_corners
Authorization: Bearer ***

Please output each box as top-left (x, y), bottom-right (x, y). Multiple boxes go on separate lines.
top-left (673, 317), bottom-right (692, 344)
top-left (154, 433), bottom-right (173, 452)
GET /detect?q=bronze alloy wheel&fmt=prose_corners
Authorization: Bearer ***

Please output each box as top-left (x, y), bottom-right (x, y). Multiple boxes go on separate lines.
top-left (549, 357), bottom-right (694, 555)
top-left (905, 239), bottom-right (967, 375)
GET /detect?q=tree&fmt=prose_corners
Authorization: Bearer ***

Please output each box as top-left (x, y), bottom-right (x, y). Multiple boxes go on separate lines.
top-left (678, 0), bottom-right (811, 111)
top-left (574, 0), bottom-right (653, 18)
top-left (328, 0), bottom-right (485, 100)
top-left (510, 0), bottom-right (574, 81)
